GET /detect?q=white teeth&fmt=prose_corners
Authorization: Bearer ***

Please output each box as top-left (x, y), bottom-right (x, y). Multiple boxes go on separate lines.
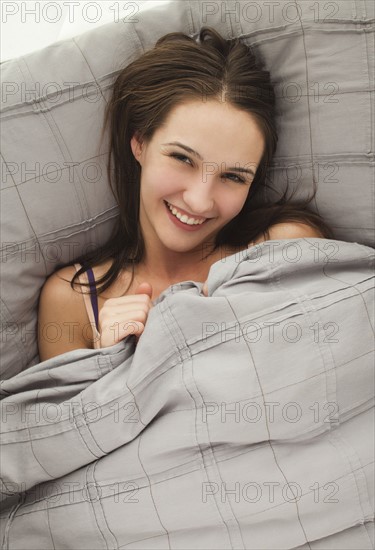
top-left (166, 202), bottom-right (206, 225)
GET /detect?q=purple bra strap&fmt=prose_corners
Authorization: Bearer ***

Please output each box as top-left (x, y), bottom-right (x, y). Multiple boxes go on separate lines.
top-left (86, 267), bottom-right (99, 331)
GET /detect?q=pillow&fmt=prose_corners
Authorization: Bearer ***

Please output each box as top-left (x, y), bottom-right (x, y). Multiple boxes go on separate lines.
top-left (1, 0), bottom-right (374, 378)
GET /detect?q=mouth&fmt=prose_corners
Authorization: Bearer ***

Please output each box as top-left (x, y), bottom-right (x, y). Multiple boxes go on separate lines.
top-left (164, 200), bottom-right (209, 226)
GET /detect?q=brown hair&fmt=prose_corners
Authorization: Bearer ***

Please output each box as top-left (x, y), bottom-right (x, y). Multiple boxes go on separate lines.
top-left (68, 26), bottom-right (334, 295)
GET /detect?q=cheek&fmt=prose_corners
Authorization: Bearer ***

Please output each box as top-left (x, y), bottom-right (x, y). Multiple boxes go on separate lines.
top-left (147, 165), bottom-right (187, 197)
top-left (220, 190), bottom-right (249, 220)
top-left (141, 165), bottom-right (169, 194)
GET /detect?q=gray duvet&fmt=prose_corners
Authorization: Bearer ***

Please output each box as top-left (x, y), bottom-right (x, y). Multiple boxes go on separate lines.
top-left (1, 239), bottom-right (374, 550)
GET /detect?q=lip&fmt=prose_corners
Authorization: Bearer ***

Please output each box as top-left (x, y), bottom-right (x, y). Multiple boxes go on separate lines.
top-left (164, 201), bottom-right (209, 231)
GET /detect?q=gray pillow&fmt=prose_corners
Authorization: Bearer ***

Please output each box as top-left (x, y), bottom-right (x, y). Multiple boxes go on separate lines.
top-left (1, 0), bottom-right (374, 378)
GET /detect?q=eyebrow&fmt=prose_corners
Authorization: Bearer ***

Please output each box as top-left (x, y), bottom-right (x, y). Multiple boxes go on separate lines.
top-left (162, 141), bottom-right (256, 177)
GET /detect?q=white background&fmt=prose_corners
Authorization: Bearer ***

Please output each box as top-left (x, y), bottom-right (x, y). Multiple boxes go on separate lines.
top-left (1, 0), bottom-right (171, 62)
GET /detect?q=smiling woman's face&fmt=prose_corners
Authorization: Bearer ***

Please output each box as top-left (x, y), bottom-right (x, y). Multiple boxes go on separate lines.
top-left (130, 99), bottom-right (265, 258)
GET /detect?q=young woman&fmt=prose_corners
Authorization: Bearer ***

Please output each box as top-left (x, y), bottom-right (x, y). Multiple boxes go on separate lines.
top-left (38, 27), bottom-right (333, 362)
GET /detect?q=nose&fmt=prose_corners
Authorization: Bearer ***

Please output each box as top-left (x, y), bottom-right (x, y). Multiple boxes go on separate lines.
top-left (182, 178), bottom-right (215, 218)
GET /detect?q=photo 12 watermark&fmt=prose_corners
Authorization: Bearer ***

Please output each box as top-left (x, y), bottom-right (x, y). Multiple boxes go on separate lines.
top-left (1, 80), bottom-right (103, 105)
top-left (201, 479), bottom-right (340, 504)
top-left (2, 397), bottom-right (141, 426)
top-left (1, 2), bottom-right (140, 25)
top-left (1, 159), bottom-right (104, 185)
top-left (200, 1), bottom-right (340, 25)
top-left (201, 319), bottom-right (340, 345)
top-left (1, 241), bottom-right (102, 264)
top-left (1, 479), bottom-right (141, 505)
top-left (201, 399), bottom-right (340, 425)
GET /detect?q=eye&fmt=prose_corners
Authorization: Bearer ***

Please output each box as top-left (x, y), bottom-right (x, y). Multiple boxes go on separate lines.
top-left (170, 152), bottom-right (248, 185)
top-left (222, 173), bottom-right (247, 185)
top-left (170, 152), bottom-right (192, 165)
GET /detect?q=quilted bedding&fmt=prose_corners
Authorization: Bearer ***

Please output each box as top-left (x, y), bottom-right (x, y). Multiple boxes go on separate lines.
top-left (0, 238), bottom-right (374, 550)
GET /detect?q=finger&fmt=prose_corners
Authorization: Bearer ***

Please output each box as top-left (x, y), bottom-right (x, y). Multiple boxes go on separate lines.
top-left (116, 320), bottom-right (145, 343)
top-left (202, 282), bottom-right (208, 296)
top-left (104, 295), bottom-right (152, 307)
top-left (135, 282), bottom-right (153, 298)
top-left (102, 304), bottom-right (151, 317)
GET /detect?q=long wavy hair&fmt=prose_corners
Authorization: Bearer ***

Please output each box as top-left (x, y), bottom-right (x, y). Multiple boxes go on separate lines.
top-left (68, 26), bottom-right (334, 296)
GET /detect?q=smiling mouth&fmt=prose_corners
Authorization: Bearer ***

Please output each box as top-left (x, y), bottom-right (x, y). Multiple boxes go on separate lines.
top-left (164, 201), bottom-right (209, 225)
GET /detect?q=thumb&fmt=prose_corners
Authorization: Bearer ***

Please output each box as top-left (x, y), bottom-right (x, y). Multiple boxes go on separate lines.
top-left (135, 281), bottom-right (153, 298)
top-left (202, 281), bottom-right (208, 297)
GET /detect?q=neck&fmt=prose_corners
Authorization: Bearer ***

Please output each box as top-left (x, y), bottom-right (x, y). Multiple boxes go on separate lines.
top-left (137, 244), bottom-right (220, 286)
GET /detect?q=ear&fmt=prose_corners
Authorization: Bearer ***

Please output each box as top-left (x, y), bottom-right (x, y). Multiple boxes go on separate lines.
top-left (130, 131), bottom-right (144, 164)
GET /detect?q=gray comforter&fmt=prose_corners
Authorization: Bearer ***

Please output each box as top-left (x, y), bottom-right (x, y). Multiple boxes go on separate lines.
top-left (1, 239), bottom-right (374, 550)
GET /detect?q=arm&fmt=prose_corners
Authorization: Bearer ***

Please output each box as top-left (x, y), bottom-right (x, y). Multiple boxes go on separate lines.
top-left (38, 266), bottom-right (93, 361)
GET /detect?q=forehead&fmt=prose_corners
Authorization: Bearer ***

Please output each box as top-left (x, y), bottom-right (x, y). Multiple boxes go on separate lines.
top-left (156, 99), bottom-right (265, 163)
top-left (162, 99), bottom-right (255, 129)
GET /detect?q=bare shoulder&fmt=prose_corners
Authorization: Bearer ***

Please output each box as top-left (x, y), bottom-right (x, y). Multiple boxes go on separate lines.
top-left (37, 265), bottom-right (93, 361)
top-left (40, 264), bottom-right (84, 300)
top-left (250, 222), bottom-right (323, 246)
top-left (267, 222), bottom-right (324, 240)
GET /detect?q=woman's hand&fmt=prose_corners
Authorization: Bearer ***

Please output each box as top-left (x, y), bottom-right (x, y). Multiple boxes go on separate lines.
top-left (202, 282), bottom-right (208, 297)
top-left (98, 282), bottom-right (153, 348)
